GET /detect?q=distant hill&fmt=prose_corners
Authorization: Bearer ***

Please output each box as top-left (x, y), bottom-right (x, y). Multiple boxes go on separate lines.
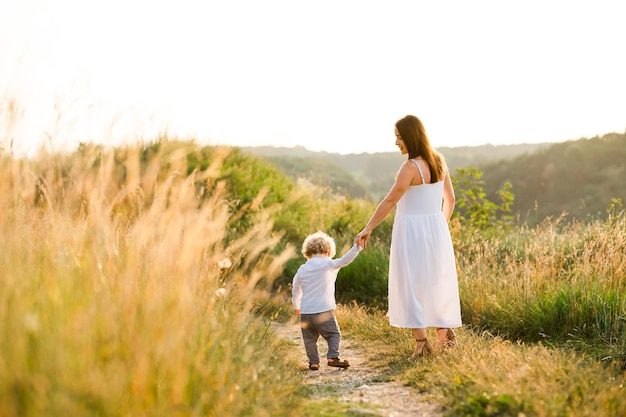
top-left (481, 132), bottom-right (626, 224)
top-left (243, 133), bottom-right (626, 224)
top-left (243, 143), bottom-right (549, 200)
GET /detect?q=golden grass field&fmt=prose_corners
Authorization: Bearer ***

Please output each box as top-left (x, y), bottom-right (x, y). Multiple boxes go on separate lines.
top-left (1, 143), bottom-right (624, 416)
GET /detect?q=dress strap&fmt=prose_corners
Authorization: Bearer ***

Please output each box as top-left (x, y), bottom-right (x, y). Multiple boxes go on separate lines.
top-left (411, 159), bottom-right (426, 183)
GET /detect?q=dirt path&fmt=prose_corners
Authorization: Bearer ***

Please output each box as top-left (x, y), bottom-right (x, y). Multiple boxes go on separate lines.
top-left (272, 322), bottom-right (443, 417)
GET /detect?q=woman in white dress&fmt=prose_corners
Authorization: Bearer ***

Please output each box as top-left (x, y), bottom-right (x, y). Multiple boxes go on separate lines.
top-left (355, 115), bottom-right (461, 358)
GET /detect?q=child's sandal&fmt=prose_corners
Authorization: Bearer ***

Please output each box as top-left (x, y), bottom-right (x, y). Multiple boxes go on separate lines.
top-left (327, 358), bottom-right (350, 368)
top-left (308, 363), bottom-right (319, 370)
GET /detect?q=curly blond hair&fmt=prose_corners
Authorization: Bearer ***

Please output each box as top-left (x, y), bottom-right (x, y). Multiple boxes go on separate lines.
top-left (302, 231), bottom-right (336, 258)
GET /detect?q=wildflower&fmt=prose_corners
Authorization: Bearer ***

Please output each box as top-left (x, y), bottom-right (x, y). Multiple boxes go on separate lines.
top-left (218, 258), bottom-right (232, 269)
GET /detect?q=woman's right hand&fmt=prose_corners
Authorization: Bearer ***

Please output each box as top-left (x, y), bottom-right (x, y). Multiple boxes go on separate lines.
top-left (355, 229), bottom-right (371, 249)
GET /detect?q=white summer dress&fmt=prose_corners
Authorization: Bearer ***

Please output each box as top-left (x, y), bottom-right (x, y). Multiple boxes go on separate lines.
top-left (387, 159), bottom-right (462, 329)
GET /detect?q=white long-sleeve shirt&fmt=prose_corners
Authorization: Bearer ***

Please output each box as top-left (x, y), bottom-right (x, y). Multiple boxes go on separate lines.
top-left (292, 244), bottom-right (362, 314)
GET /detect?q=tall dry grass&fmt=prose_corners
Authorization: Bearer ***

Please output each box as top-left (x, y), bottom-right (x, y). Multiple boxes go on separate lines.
top-left (335, 205), bottom-right (626, 416)
top-left (452, 210), bottom-right (626, 351)
top-left (0, 145), bottom-right (302, 416)
top-left (339, 303), bottom-right (626, 417)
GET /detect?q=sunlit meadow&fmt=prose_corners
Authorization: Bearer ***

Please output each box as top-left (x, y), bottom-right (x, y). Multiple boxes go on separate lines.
top-left (0, 144), bottom-right (302, 416)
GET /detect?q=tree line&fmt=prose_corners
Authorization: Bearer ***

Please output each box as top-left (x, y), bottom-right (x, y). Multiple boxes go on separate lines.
top-left (245, 132), bottom-right (626, 224)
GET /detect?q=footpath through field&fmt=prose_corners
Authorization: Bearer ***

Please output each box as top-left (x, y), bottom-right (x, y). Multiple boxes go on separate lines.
top-left (272, 322), bottom-right (443, 417)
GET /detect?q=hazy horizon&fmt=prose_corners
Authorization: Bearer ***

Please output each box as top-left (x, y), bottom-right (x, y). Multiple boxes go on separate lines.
top-left (2, 0), bottom-right (625, 157)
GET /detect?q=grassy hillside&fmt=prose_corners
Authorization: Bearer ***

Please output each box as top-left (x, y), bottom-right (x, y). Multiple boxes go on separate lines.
top-left (1, 138), bottom-right (624, 416)
top-left (481, 132), bottom-right (626, 223)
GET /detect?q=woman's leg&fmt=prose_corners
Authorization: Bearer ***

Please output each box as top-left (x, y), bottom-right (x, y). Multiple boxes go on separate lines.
top-left (436, 327), bottom-right (457, 348)
top-left (411, 328), bottom-right (432, 358)
top-left (436, 328), bottom-right (448, 345)
top-left (412, 328), bottom-right (427, 340)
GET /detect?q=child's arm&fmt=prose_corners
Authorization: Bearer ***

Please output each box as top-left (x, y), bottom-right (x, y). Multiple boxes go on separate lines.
top-left (292, 274), bottom-right (302, 314)
top-left (330, 243), bottom-right (362, 268)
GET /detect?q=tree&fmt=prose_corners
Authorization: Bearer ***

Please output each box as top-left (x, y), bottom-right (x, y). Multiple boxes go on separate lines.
top-left (452, 167), bottom-right (514, 231)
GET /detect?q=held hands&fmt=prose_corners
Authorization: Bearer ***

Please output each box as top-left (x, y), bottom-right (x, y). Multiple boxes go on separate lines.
top-left (294, 309), bottom-right (300, 316)
top-left (355, 229), bottom-right (372, 249)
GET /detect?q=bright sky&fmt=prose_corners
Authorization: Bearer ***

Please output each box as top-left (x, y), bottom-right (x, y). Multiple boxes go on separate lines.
top-left (1, 0), bottom-right (625, 156)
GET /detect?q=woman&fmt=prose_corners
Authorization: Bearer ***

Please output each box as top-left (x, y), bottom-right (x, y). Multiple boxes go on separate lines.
top-left (355, 115), bottom-right (461, 358)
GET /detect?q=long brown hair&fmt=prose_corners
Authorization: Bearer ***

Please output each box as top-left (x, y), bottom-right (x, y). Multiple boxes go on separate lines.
top-left (395, 115), bottom-right (445, 183)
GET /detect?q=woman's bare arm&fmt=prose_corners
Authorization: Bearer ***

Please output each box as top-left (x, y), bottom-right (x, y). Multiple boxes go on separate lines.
top-left (441, 168), bottom-right (455, 222)
top-left (356, 161), bottom-right (414, 248)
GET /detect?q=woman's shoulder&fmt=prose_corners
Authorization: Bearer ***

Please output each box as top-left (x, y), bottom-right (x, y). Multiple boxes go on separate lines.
top-left (403, 157), bottom-right (424, 168)
top-left (396, 158), bottom-right (420, 177)
top-left (395, 158), bottom-right (413, 172)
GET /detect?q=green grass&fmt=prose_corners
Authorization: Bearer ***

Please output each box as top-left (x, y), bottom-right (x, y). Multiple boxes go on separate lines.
top-left (331, 207), bottom-right (626, 416)
top-left (454, 212), bottom-right (626, 364)
top-left (335, 304), bottom-right (626, 417)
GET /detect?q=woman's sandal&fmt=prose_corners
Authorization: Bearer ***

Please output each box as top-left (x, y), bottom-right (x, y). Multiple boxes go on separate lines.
top-left (308, 363), bottom-right (319, 371)
top-left (411, 337), bottom-right (433, 359)
top-left (437, 328), bottom-right (458, 349)
top-left (327, 358), bottom-right (350, 368)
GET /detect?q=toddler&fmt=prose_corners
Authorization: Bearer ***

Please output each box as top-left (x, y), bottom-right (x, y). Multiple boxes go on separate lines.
top-left (292, 231), bottom-right (362, 370)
